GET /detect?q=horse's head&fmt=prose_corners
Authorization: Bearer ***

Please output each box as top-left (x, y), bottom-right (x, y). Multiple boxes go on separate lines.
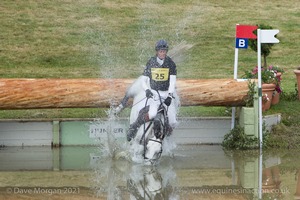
top-left (144, 137), bottom-right (163, 164)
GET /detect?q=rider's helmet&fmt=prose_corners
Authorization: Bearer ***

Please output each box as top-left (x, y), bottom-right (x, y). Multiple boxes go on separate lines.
top-left (155, 40), bottom-right (169, 51)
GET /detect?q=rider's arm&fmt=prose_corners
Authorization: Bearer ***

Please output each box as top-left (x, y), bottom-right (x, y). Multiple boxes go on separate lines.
top-left (168, 75), bottom-right (176, 95)
top-left (167, 57), bottom-right (177, 96)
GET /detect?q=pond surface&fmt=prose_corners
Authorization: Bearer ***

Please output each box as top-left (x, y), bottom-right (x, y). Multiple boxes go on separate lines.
top-left (0, 145), bottom-right (298, 200)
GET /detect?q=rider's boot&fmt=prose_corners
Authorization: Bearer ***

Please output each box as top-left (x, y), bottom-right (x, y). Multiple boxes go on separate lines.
top-left (127, 112), bottom-right (150, 141)
top-left (114, 96), bottom-right (129, 114)
top-left (120, 96), bottom-right (129, 108)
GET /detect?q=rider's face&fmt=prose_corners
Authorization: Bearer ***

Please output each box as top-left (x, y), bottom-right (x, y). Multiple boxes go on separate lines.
top-left (157, 49), bottom-right (167, 60)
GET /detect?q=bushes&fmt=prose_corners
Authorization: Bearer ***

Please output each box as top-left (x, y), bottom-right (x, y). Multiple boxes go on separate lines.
top-left (222, 125), bottom-right (259, 150)
top-left (222, 123), bottom-right (300, 150)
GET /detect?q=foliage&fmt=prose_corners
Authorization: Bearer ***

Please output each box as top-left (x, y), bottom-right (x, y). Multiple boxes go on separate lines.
top-left (222, 103), bottom-right (300, 150)
top-left (271, 65), bottom-right (285, 93)
top-left (222, 123), bottom-right (283, 150)
top-left (248, 24), bottom-right (276, 68)
top-left (244, 80), bottom-right (257, 107)
top-left (222, 125), bottom-right (259, 150)
top-left (271, 65), bottom-right (285, 73)
top-left (243, 66), bottom-right (276, 84)
top-left (243, 65), bottom-right (284, 93)
top-left (262, 93), bottom-right (270, 103)
top-left (281, 83), bottom-right (298, 101)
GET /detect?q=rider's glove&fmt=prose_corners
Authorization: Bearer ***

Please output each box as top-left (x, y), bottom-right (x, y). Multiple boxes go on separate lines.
top-left (164, 96), bottom-right (172, 106)
top-left (145, 89), bottom-right (153, 98)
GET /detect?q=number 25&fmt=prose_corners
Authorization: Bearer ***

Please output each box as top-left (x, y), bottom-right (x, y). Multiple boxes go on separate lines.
top-left (155, 73), bottom-right (164, 80)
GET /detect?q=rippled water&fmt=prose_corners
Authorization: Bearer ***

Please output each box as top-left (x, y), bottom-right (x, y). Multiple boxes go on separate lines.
top-left (0, 145), bottom-right (299, 200)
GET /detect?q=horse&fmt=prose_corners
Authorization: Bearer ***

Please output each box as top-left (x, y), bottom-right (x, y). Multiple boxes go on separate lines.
top-left (114, 76), bottom-right (179, 164)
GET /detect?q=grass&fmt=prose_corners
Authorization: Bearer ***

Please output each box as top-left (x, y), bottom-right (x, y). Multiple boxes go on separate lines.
top-left (1, 0), bottom-right (300, 79)
top-left (0, 0), bottom-right (300, 124)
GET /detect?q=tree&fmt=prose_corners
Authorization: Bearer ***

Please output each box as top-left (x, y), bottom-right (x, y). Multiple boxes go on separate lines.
top-left (249, 24), bottom-right (276, 68)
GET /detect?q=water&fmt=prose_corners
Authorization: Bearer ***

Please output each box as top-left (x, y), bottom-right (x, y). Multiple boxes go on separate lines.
top-left (0, 145), bottom-right (298, 200)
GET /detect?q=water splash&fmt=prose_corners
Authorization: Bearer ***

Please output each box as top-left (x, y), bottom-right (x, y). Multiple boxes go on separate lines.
top-left (87, 107), bottom-right (129, 160)
top-left (105, 107), bottom-right (129, 159)
top-left (88, 0), bottom-right (195, 165)
top-left (129, 142), bottom-right (145, 164)
top-left (162, 135), bottom-right (177, 157)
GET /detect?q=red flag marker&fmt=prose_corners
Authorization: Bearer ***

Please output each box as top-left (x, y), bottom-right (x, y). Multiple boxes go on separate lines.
top-left (236, 25), bottom-right (258, 39)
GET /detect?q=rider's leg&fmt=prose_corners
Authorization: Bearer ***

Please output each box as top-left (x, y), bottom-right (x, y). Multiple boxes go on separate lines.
top-left (120, 95), bottom-right (129, 107)
top-left (127, 112), bottom-right (150, 141)
top-left (114, 95), bottom-right (129, 114)
top-left (127, 101), bottom-right (159, 141)
top-left (127, 106), bottom-right (151, 141)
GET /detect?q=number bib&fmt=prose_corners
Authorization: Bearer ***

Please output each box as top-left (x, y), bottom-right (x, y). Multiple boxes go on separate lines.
top-left (151, 68), bottom-right (169, 81)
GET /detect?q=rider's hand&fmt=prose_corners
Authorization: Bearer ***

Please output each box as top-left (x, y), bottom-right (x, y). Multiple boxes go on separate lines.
top-left (145, 89), bottom-right (153, 98)
top-left (164, 96), bottom-right (172, 106)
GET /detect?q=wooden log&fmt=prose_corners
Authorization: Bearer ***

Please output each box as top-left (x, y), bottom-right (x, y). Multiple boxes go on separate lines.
top-left (0, 78), bottom-right (249, 109)
top-left (177, 79), bottom-right (250, 106)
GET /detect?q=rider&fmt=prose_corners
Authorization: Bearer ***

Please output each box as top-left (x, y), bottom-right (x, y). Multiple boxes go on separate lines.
top-left (127, 39), bottom-right (177, 141)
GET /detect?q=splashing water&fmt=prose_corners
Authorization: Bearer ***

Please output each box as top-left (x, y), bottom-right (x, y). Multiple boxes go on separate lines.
top-left (87, 0), bottom-right (196, 165)
top-left (105, 107), bottom-right (129, 159)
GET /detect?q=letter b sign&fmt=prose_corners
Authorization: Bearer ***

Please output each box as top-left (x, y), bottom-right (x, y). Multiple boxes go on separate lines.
top-left (236, 38), bottom-right (248, 49)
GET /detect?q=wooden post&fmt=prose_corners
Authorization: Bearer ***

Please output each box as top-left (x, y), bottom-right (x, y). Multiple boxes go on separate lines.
top-left (0, 78), bottom-right (249, 109)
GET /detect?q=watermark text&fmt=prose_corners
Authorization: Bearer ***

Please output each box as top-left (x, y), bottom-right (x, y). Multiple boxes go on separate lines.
top-left (5, 187), bottom-right (80, 195)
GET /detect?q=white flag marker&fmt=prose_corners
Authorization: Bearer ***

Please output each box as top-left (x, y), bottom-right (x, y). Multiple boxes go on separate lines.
top-left (257, 28), bottom-right (279, 200)
top-left (260, 30), bottom-right (280, 43)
